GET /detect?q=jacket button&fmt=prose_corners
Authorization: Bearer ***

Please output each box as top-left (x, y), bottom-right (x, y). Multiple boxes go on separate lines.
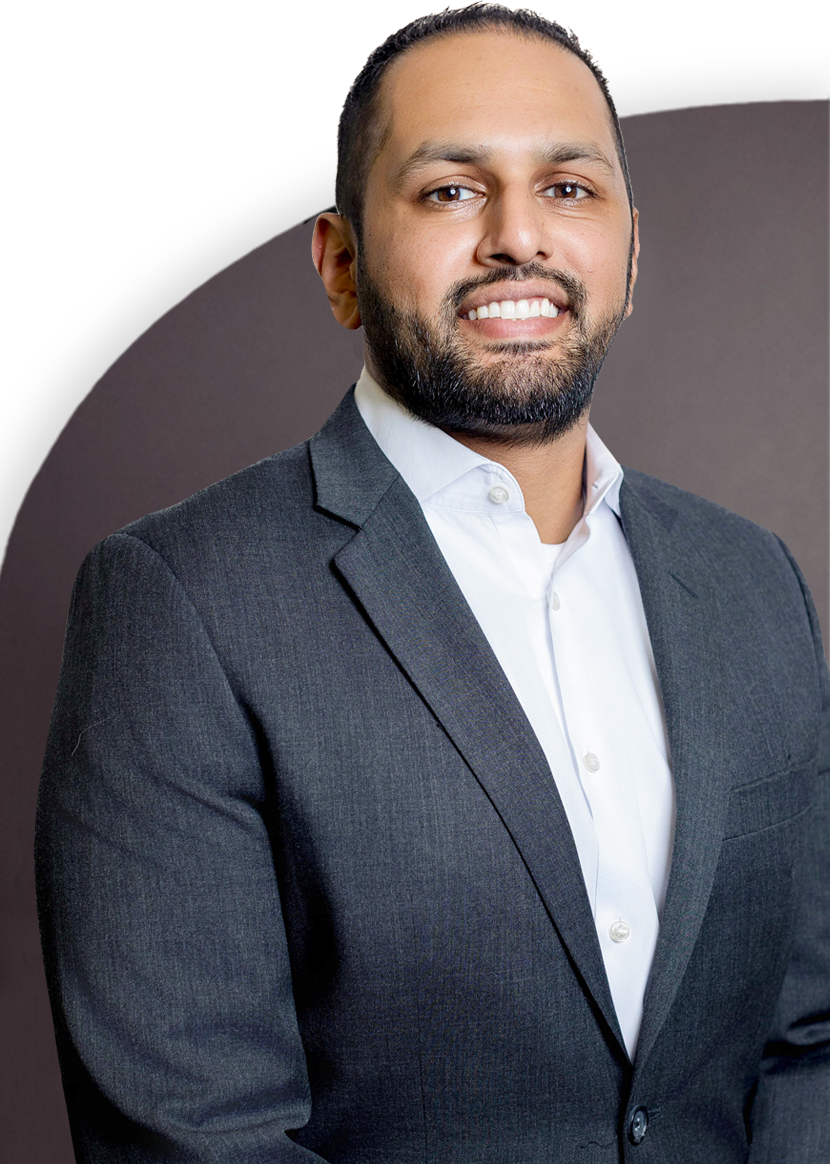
top-left (628, 1107), bottom-right (649, 1145)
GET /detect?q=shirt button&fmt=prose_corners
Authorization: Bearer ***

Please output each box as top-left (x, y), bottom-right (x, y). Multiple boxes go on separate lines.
top-left (582, 752), bottom-right (600, 772)
top-left (488, 485), bottom-right (509, 505)
top-left (609, 920), bottom-right (631, 943)
top-left (551, 592), bottom-right (560, 611)
top-left (628, 1107), bottom-right (649, 1145)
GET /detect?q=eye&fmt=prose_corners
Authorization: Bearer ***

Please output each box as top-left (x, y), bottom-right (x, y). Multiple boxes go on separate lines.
top-left (544, 181), bottom-right (591, 201)
top-left (425, 184), bottom-right (477, 203)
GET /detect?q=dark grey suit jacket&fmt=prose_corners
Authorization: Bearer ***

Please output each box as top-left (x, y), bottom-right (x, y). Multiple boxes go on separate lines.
top-left (36, 390), bottom-right (830, 1163)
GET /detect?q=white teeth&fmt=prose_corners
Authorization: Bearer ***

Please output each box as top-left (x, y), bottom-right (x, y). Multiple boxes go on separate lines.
top-left (466, 297), bottom-right (562, 320)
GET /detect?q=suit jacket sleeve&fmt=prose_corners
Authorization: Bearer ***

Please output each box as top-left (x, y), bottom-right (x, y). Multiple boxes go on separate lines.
top-left (747, 539), bottom-right (830, 1161)
top-left (36, 532), bottom-right (329, 1163)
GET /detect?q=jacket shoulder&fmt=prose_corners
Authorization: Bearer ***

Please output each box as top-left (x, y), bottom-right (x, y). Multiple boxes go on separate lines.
top-left (621, 465), bottom-right (786, 555)
top-left (114, 440), bottom-right (317, 562)
top-left (621, 466), bottom-right (825, 646)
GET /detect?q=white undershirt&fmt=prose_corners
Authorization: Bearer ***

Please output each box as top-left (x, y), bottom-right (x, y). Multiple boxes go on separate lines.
top-left (355, 367), bottom-right (675, 1057)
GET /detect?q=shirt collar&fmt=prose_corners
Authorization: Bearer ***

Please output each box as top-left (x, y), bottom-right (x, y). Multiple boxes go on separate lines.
top-left (354, 365), bottom-right (622, 518)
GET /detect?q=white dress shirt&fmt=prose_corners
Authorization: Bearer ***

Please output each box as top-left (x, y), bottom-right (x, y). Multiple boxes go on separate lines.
top-left (354, 367), bottom-right (675, 1057)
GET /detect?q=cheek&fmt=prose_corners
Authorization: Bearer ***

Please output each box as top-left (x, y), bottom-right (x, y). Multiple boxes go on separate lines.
top-left (557, 223), bottom-right (622, 275)
top-left (557, 223), bottom-right (631, 304)
top-left (374, 223), bottom-right (468, 313)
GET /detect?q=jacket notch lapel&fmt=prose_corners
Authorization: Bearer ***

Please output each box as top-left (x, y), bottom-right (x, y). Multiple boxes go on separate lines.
top-left (620, 472), bottom-right (734, 1071)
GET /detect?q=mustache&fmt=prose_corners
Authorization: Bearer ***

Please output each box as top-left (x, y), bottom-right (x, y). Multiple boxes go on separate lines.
top-left (446, 263), bottom-right (587, 317)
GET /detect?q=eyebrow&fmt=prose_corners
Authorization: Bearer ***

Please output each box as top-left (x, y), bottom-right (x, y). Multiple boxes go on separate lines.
top-left (392, 140), bottom-right (618, 187)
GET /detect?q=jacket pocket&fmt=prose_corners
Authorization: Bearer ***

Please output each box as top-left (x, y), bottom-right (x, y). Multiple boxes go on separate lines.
top-left (722, 763), bottom-right (814, 840)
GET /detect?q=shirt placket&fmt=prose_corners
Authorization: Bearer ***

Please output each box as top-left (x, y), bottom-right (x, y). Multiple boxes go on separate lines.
top-left (548, 523), bottom-right (659, 1056)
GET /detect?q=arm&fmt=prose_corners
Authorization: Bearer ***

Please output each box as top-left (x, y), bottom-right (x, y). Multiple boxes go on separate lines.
top-left (36, 533), bottom-right (328, 1162)
top-left (747, 542), bottom-right (830, 1161)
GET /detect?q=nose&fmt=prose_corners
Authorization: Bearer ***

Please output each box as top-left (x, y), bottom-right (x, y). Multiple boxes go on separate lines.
top-left (475, 187), bottom-right (551, 268)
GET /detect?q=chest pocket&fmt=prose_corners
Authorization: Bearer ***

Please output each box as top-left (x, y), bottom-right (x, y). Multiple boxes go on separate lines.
top-left (722, 763), bottom-right (814, 840)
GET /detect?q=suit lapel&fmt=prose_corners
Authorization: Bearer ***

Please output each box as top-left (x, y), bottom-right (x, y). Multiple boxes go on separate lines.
top-left (619, 472), bottom-right (733, 1073)
top-left (311, 391), bottom-right (627, 1057)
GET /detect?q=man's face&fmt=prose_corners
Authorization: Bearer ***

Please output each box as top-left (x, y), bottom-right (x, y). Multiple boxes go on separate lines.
top-left (353, 29), bottom-right (639, 442)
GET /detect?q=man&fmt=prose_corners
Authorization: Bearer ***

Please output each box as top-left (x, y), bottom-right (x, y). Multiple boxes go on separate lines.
top-left (36, 5), bottom-right (830, 1162)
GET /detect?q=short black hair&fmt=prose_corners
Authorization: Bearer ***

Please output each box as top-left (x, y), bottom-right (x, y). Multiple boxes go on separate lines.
top-left (335, 3), bottom-right (633, 241)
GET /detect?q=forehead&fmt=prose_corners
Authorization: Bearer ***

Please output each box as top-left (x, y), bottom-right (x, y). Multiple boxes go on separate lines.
top-left (375, 28), bottom-right (618, 168)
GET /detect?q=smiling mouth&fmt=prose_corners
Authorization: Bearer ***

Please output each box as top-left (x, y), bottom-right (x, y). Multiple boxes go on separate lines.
top-left (463, 296), bottom-right (561, 321)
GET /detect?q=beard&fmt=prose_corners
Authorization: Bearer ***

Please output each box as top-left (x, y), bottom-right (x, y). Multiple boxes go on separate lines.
top-left (356, 259), bottom-right (629, 445)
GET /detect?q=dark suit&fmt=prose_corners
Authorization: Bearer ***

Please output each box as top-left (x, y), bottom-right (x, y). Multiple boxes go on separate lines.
top-left (36, 390), bottom-right (830, 1162)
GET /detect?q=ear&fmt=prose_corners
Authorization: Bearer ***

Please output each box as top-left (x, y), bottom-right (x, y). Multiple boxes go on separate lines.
top-left (312, 213), bottom-right (361, 330)
top-left (624, 207), bottom-right (640, 318)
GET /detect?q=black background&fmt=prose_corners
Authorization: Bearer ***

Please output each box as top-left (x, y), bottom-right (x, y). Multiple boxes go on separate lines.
top-left (4, 35), bottom-right (824, 558)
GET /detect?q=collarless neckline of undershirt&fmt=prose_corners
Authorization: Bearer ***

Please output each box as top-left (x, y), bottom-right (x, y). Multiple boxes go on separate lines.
top-left (537, 538), bottom-right (566, 562)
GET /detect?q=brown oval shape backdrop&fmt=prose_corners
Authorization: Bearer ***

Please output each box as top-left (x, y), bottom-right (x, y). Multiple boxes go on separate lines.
top-left (2, 102), bottom-right (828, 1159)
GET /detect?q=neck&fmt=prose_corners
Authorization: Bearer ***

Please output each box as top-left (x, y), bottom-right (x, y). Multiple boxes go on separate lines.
top-left (443, 416), bottom-right (589, 544)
